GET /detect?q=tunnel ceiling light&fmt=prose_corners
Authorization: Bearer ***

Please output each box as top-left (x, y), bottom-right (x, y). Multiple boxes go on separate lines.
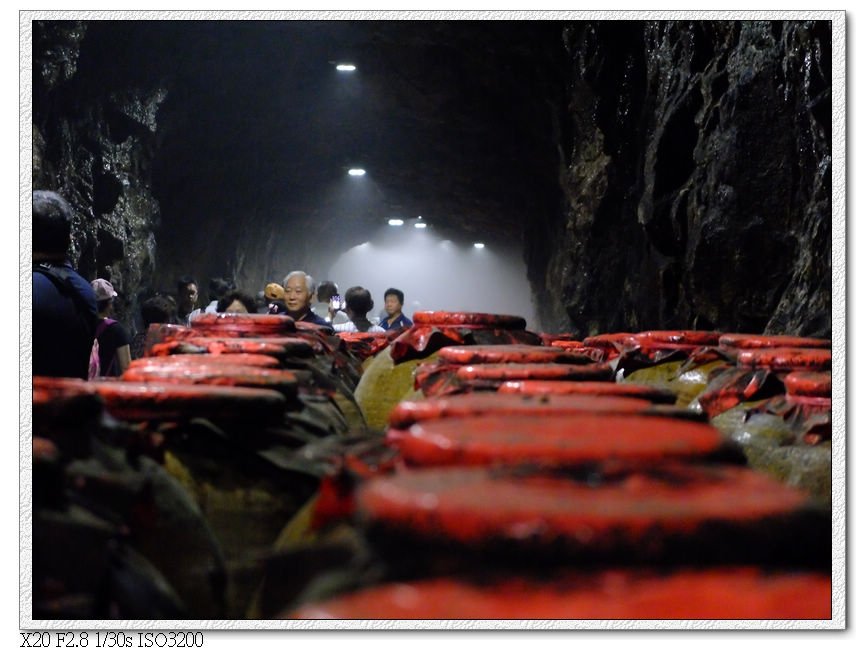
top-left (336, 63), bottom-right (357, 71)
top-left (348, 168), bottom-right (366, 176)
top-left (414, 222), bottom-right (427, 229)
top-left (474, 242), bottom-right (485, 249)
top-left (388, 218), bottom-right (404, 226)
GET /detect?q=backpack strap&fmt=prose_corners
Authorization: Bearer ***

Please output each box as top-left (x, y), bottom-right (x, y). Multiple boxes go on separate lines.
top-left (94, 317), bottom-right (116, 338)
top-left (34, 264), bottom-right (98, 331)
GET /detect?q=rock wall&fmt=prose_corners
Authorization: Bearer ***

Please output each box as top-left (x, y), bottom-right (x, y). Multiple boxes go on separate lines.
top-left (32, 21), bottom-right (164, 326)
top-left (528, 20), bottom-right (831, 336)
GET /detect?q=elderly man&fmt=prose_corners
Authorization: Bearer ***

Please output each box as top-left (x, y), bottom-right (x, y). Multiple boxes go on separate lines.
top-left (282, 271), bottom-right (329, 326)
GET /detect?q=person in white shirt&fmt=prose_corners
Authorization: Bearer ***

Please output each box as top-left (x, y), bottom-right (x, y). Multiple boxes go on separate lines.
top-left (187, 277), bottom-right (233, 324)
top-left (311, 280), bottom-right (350, 325)
top-left (333, 286), bottom-right (385, 333)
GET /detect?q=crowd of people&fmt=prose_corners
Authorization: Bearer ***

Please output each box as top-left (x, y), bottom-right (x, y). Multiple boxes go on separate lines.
top-left (32, 190), bottom-right (414, 380)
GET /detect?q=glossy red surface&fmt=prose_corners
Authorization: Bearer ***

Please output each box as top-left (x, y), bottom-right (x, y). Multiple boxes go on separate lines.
top-left (497, 380), bottom-right (677, 403)
top-left (438, 344), bottom-right (594, 365)
top-left (455, 362), bottom-right (614, 382)
top-left (188, 312), bottom-right (297, 335)
top-left (737, 347), bottom-right (831, 371)
top-left (630, 330), bottom-right (722, 346)
top-left (357, 465), bottom-right (810, 546)
top-left (412, 311), bottom-right (527, 328)
top-left (392, 412), bottom-right (724, 467)
top-left (90, 381), bottom-right (286, 422)
top-left (129, 353), bottom-right (281, 368)
top-left (784, 371), bottom-right (831, 397)
top-left (148, 336), bottom-right (314, 358)
top-left (122, 364), bottom-right (300, 398)
top-left (719, 334), bottom-right (831, 350)
top-left (387, 393), bottom-right (654, 430)
top-left (289, 569), bottom-right (831, 619)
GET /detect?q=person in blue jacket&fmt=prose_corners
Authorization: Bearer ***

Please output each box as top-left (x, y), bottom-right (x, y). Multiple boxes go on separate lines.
top-left (32, 190), bottom-right (98, 379)
top-left (380, 287), bottom-right (413, 331)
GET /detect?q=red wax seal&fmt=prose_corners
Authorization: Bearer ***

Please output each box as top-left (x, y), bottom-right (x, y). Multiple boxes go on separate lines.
top-left (784, 371), bottom-right (831, 398)
top-left (356, 465), bottom-right (812, 550)
top-left (719, 334), bottom-right (831, 350)
top-left (123, 365), bottom-right (300, 399)
top-left (438, 345), bottom-right (596, 366)
top-left (412, 311), bottom-right (527, 329)
top-left (387, 392), bottom-right (653, 430)
top-left (497, 380), bottom-right (677, 404)
top-left (737, 348), bottom-right (831, 371)
top-left (189, 312), bottom-right (297, 336)
top-left (129, 353), bottom-right (281, 369)
top-left (288, 569), bottom-right (830, 620)
top-left (455, 363), bottom-right (614, 383)
top-left (149, 336), bottom-right (314, 358)
top-left (90, 381), bottom-right (286, 423)
top-left (630, 330), bottom-right (722, 346)
top-left (392, 413), bottom-right (724, 467)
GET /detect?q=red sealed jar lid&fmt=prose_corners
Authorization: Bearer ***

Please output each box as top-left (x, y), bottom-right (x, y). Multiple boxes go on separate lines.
top-left (412, 311), bottom-right (527, 329)
top-left (455, 363), bottom-right (614, 383)
top-left (719, 334), bottom-right (831, 350)
top-left (122, 365), bottom-right (300, 400)
top-left (393, 413), bottom-right (724, 467)
top-left (146, 323), bottom-right (195, 341)
top-left (784, 372), bottom-right (831, 398)
top-left (548, 341), bottom-right (606, 361)
top-left (387, 393), bottom-right (653, 430)
top-left (582, 333), bottom-right (636, 349)
top-left (149, 336), bottom-right (314, 358)
top-left (189, 312), bottom-right (297, 336)
top-left (737, 348), bottom-right (831, 372)
top-left (497, 380), bottom-right (677, 404)
top-left (288, 569), bottom-right (830, 619)
top-left (338, 332), bottom-right (395, 359)
top-left (147, 339), bottom-right (292, 359)
top-left (32, 377), bottom-right (103, 428)
top-left (438, 345), bottom-right (595, 366)
top-left (630, 331), bottom-right (722, 346)
top-left (33, 376), bottom-right (97, 399)
top-left (539, 333), bottom-right (581, 346)
top-left (129, 353), bottom-right (281, 369)
top-left (90, 381), bottom-right (286, 423)
top-left (356, 465), bottom-right (810, 549)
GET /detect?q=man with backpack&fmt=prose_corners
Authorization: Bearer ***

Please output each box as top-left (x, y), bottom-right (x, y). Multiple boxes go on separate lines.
top-left (32, 190), bottom-right (98, 379)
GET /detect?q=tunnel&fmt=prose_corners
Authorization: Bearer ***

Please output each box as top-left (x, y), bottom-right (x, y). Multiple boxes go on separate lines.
top-left (29, 16), bottom-right (836, 624)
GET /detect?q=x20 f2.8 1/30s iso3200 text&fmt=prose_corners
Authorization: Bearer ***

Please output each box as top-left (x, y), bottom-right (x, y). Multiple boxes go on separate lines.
top-left (20, 632), bottom-right (206, 649)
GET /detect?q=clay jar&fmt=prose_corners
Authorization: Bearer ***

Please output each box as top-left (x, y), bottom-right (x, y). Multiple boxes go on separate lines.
top-left (724, 370), bottom-right (832, 504)
top-left (354, 464), bottom-right (827, 569)
top-left (353, 312), bottom-right (542, 431)
top-left (413, 344), bottom-right (607, 397)
top-left (615, 330), bottom-right (729, 407)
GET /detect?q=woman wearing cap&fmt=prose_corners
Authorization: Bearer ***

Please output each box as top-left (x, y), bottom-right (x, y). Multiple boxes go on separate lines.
top-left (91, 278), bottom-right (131, 377)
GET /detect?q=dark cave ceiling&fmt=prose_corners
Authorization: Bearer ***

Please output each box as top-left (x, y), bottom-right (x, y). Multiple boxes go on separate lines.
top-left (69, 20), bottom-right (566, 258)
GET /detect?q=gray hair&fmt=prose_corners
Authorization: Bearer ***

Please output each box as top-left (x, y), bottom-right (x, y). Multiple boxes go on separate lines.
top-left (283, 270), bottom-right (314, 293)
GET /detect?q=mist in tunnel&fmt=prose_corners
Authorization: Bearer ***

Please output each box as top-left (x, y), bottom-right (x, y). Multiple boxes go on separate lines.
top-left (323, 224), bottom-right (539, 330)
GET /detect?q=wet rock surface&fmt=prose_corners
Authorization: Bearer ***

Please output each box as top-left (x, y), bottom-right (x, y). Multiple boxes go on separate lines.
top-left (534, 20), bottom-right (831, 336)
